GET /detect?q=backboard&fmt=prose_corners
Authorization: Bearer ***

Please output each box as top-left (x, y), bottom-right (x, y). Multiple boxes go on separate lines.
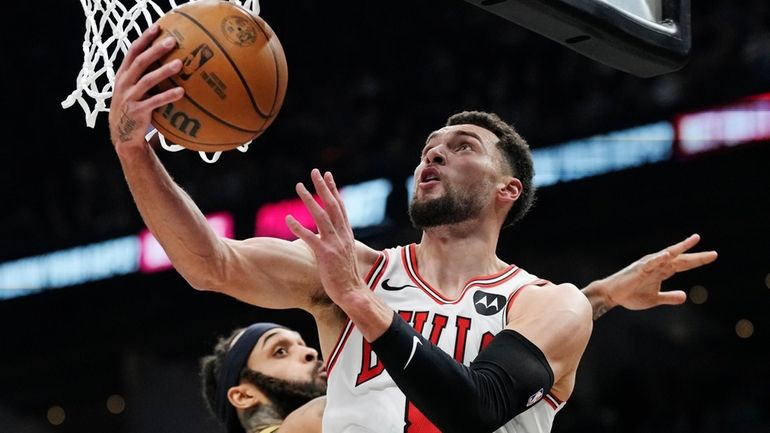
top-left (464, 0), bottom-right (691, 78)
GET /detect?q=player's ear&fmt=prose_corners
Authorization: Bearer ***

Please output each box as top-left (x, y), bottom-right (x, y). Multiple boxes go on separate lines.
top-left (497, 176), bottom-right (522, 204)
top-left (227, 383), bottom-right (267, 410)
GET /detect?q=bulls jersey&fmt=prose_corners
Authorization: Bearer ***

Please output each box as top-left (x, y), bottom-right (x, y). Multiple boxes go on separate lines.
top-left (322, 244), bottom-right (566, 433)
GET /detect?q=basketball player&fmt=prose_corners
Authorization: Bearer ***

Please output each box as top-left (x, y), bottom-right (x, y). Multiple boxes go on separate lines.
top-left (199, 322), bottom-right (326, 433)
top-left (109, 26), bottom-right (718, 432)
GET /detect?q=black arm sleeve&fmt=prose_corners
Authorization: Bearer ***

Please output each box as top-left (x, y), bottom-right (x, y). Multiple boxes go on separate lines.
top-left (369, 312), bottom-right (554, 433)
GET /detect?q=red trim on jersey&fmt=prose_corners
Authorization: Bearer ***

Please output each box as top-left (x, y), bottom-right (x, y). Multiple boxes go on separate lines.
top-left (544, 393), bottom-right (564, 410)
top-left (363, 252), bottom-right (387, 286)
top-left (529, 278), bottom-right (552, 287)
top-left (325, 319), bottom-right (354, 377)
top-left (504, 284), bottom-right (528, 322)
top-left (401, 244), bottom-right (519, 304)
top-left (544, 395), bottom-right (558, 410)
top-left (469, 267), bottom-right (522, 289)
top-left (503, 278), bottom-right (549, 323)
top-left (325, 252), bottom-right (389, 376)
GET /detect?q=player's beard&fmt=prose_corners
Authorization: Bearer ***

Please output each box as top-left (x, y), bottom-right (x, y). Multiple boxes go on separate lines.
top-left (409, 181), bottom-right (487, 229)
top-left (242, 366), bottom-right (326, 418)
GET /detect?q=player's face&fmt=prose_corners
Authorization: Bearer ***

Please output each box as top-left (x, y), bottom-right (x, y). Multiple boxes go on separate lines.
top-left (246, 328), bottom-right (327, 388)
top-left (409, 124), bottom-right (505, 228)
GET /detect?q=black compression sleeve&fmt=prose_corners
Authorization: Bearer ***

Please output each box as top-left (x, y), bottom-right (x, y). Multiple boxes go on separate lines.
top-left (370, 312), bottom-right (554, 433)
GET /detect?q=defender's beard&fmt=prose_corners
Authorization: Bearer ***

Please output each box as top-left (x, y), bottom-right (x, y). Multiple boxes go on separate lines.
top-left (241, 367), bottom-right (326, 418)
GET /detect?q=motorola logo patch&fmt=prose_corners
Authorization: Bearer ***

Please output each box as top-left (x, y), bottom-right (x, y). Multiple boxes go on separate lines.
top-left (473, 291), bottom-right (507, 316)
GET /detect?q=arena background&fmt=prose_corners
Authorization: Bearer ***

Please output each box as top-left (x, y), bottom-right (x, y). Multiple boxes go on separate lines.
top-left (1, 0), bottom-right (768, 432)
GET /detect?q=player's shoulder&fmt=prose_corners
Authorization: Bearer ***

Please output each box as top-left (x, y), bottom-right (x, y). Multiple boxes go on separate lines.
top-left (518, 281), bottom-right (591, 318)
top-left (279, 396), bottom-right (325, 433)
top-left (354, 240), bottom-right (382, 266)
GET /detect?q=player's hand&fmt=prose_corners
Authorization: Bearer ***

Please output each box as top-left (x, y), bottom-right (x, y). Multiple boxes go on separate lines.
top-left (108, 23), bottom-right (184, 155)
top-left (286, 169), bottom-right (366, 306)
top-left (600, 234), bottom-right (717, 311)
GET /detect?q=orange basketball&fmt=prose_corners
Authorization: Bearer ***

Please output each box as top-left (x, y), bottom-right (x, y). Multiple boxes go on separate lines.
top-left (150, 0), bottom-right (287, 152)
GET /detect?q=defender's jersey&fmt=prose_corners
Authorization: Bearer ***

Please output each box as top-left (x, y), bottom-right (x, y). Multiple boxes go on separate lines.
top-left (322, 244), bottom-right (566, 433)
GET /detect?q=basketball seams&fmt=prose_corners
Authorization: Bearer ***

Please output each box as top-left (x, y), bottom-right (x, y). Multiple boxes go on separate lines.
top-left (162, 76), bottom-right (266, 134)
top-left (152, 80), bottom-right (263, 149)
top-left (172, 8), bottom-right (271, 119)
top-left (149, 2), bottom-right (286, 152)
top-left (152, 110), bottom-right (252, 149)
top-left (150, 55), bottom-right (266, 135)
top-left (246, 14), bottom-right (284, 118)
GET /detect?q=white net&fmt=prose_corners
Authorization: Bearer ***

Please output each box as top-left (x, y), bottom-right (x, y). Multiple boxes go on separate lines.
top-left (62, 0), bottom-right (261, 162)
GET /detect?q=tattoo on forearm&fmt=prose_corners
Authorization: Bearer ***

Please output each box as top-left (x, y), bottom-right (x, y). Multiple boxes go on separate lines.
top-left (117, 107), bottom-right (137, 142)
top-left (593, 303), bottom-right (610, 320)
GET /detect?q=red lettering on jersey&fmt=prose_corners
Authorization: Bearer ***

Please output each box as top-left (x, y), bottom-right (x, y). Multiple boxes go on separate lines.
top-left (399, 310), bottom-right (414, 324)
top-left (480, 331), bottom-right (495, 351)
top-left (357, 312), bottom-right (463, 390)
top-left (356, 310), bottom-right (427, 387)
top-left (405, 315), bottom-right (469, 431)
top-left (404, 403), bottom-right (441, 433)
top-left (454, 316), bottom-right (472, 363)
top-left (412, 311), bottom-right (429, 334)
top-left (428, 314), bottom-right (448, 344)
top-left (356, 338), bottom-right (384, 386)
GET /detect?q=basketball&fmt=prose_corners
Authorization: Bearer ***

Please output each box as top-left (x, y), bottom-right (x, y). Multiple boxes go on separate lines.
top-left (150, 0), bottom-right (287, 152)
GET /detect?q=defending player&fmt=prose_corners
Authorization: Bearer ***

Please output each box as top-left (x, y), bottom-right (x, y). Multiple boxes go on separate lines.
top-left (200, 322), bottom-right (326, 433)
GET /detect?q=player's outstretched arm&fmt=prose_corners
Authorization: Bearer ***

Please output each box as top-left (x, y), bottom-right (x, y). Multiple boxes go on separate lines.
top-left (580, 234), bottom-right (718, 319)
top-left (107, 25), bottom-right (326, 311)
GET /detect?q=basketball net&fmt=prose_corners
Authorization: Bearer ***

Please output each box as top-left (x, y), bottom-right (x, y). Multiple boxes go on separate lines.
top-left (62, 0), bottom-right (261, 163)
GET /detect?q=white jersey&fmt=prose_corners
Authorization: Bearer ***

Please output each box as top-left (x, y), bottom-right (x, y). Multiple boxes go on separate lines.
top-left (322, 244), bottom-right (566, 433)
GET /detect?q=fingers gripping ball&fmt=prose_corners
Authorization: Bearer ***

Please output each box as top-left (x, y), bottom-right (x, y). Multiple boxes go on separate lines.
top-left (151, 0), bottom-right (288, 152)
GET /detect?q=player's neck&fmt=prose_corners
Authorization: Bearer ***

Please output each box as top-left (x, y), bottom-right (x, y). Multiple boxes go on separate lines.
top-left (416, 224), bottom-right (506, 298)
top-left (243, 402), bottom-right (284, 433)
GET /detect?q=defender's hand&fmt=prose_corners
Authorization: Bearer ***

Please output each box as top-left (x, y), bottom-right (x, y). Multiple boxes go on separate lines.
top-left (599, 234), bottom-right (717, 312)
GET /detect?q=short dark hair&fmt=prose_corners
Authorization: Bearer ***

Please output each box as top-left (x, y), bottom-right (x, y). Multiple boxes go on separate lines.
top-left (200, 327), bottom-right (246, 418)
top-left (445, 111), bottom-right (536, 227)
